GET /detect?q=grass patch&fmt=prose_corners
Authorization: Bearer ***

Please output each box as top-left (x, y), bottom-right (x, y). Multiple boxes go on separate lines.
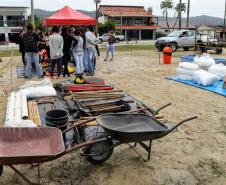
top-left (197, 159), bottom-right (225, 177)
top-left (0, 49), bottom-right (21, 57)
top-left (116, 44), bottom-right (155, 52)
top-left (210, 159), bottom-right (225, 177)
top-left (100, 44), bottom-right (156, 52)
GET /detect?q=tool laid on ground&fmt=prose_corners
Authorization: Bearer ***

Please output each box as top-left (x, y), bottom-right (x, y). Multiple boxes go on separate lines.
top-left (36, 100), bottom-right (55, 105)
top-left (63, 85), bottom-right (114, 92)
top-left (73, 94), bottom-right (124, 99)
top-left (74, 97), bottom-right (131, 116)
top-left (83, 100), bottom-right (134, 108)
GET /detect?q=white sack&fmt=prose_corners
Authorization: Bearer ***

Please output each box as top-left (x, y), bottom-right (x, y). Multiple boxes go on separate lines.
top-left (177, 74), bottom-right (194, 81)
top-left (24, 86), bottom-right (56, 98)
top-left (178, 62), bottom-right (199, 71)
top-left (194, 54), bottom-right (215, 68)
top-left (208, 64), bottom-right (226, 80)
top-left (193, 70), bottom-right (218, 86)
top-left (19, 78), bottom-right (56, 98)
top-left (176, 68), bottom-right (196, 76)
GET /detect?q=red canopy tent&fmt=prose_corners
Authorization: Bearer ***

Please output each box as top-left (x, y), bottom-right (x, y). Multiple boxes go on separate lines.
top-left (45, 5), bottom-right (96, 26)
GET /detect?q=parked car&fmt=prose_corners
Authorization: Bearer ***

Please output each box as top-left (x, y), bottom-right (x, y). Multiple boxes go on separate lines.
top-left (99, 32), bottom-right (125, 43)
top-left (155, 30), bottom-right (203, 52)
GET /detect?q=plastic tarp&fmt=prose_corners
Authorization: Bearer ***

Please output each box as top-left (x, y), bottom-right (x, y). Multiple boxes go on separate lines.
top-left (166, 76), bottom-right (226, 97)
top-left (45, 5), bottom-right (96, 26)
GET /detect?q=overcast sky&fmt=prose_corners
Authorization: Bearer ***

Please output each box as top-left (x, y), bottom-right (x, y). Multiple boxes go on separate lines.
top-left (1, 0), bottom-right (226, 18)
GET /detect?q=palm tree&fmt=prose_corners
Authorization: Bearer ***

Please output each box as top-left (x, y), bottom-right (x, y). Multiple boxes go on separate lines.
top-left (160, 0), bottom-right (173, 29)
top-left (173, 2), bottom-right (186, 30)
top-left (186, 0), bottom-right (190, 29)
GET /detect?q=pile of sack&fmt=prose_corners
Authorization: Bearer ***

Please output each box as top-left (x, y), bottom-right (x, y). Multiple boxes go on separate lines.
top-left (176, 53), bottom-right (226, 86)
top-left (176, 62), bottom-right (199, 81)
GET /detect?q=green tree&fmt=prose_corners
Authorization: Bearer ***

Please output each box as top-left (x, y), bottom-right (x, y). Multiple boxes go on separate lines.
top-left (98, 20), bottom-right (115, 36)
top-left (34, 15), bottom-right (42, 30)
top-left (27, 15), bottom-right (42, 30)
top-left (160, 0), bottom-right (174, 29)
top-left (173, 2), bottom-right (186, 29)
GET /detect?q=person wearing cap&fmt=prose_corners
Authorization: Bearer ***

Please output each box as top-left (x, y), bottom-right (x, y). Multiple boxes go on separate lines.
top-left (84, 26), bottom-right (100, 76)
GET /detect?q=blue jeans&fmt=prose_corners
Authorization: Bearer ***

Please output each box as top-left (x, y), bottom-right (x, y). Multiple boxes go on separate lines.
top-left (25, 52), bottom-right (43, 77)
top-left (50, 57), bottom-right (62, 77)
top-left (105, 44), bottom-right (115, 60)
top-left (84, 47), bottom-right (95, 73)
top-left (73, 52), bottom-right (84, 74)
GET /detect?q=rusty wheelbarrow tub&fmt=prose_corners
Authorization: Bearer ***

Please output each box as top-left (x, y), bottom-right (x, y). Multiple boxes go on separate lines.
top-left (0, 127), bottom-right (107, 185)
top-left (0, 127), bottom-right (65, 165)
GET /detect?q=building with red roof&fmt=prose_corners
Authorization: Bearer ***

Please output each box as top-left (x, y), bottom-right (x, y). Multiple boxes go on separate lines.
top-left (98, 5), bottom-right (159, 40)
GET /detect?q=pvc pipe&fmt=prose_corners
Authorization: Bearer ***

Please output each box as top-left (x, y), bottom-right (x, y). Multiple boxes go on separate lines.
top-left (5, 92), bottom-right (16, 122)
top-left (21, 91), bottom-right (29, 120)
top-left (5, 96), bottom-right (11, 122)
top-left (14, 91), bottom-right (22, 120)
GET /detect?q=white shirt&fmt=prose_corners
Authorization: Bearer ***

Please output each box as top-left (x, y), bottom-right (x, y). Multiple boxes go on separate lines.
top-left (85, 31), bottom-right (99, 49)
top-left (48, 33), bottom-right (64, 59)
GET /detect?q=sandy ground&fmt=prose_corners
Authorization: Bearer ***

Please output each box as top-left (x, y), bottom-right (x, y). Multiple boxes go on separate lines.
top-left (0, 49), bottom-right (226, 185)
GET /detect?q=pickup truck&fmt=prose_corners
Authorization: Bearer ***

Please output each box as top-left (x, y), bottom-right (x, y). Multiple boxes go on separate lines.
top-left (155, 30), bottom-right (202, 52)
top-left (99, 32), bottom-right (125, 43)
top-left (155, 30), bottom-right (222, 53)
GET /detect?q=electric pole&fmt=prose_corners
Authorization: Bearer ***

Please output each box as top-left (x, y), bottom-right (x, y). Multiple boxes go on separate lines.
top-left (94, 0), bottom-right (101, 36)
top-left (224, 0), bottom-right (226, 27)
top-left (179, 0), bottom-right (182, 30)
top-left (186, 0), bottom-right (190, 29)
top-left (31, 0), bottom-right (34, 24)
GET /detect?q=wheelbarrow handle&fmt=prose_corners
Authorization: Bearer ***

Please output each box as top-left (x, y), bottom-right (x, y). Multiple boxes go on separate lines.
top-left (153, 103), bottom-right (172, 116)
top-left (162, 116), bottom-right (198, 137)
top-left (62, 118), bottom-right (96, 134)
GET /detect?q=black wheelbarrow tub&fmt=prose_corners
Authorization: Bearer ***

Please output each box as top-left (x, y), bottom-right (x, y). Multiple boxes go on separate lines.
top-left (96, 114), bottom-right (169, 143)
top-left (0, 127), bottom-right (65, 165)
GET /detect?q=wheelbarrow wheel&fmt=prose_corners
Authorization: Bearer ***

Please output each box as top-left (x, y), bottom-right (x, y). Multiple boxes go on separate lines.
top-left (82, 140), bottom-right (114, 165)
top-left (0, 165), bottom-right (3, 176)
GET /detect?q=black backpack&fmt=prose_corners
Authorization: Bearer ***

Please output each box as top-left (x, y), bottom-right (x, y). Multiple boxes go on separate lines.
top-left (23, 32), bottom-right (37, 52)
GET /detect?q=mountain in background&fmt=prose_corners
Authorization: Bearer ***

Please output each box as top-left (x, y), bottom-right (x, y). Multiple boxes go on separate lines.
top-left (34, 8), bottom-right (224, 27)
top-left (189, 15), bottom-right (224, 26)
top-left (158, 15), bottom-right (224, 27)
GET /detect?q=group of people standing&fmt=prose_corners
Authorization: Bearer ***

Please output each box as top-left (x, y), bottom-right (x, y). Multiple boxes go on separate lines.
top-left (19, 24), bottom-right (115, 78)
top-left (19, 23), bottom-right (101, 79)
